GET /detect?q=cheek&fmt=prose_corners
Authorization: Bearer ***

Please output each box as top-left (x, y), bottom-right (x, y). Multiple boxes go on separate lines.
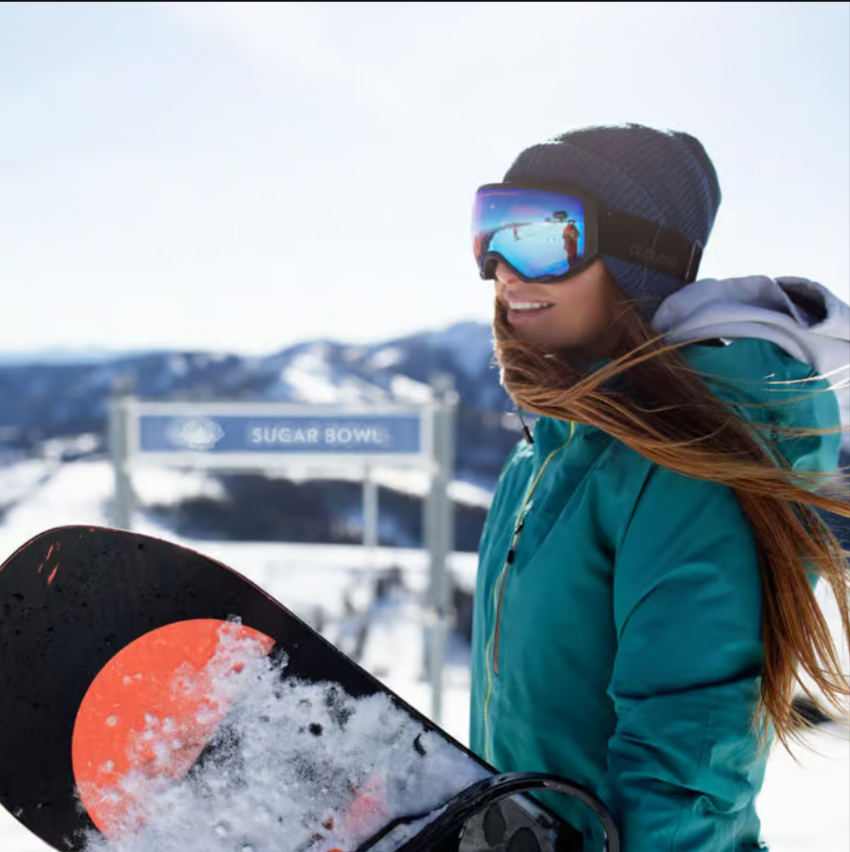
top-left (549, 287), bottom-right (610, 337)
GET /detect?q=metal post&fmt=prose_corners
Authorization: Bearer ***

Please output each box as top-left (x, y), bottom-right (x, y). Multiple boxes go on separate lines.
top-left (363, 465), bottom-right (378, 552)
top-left (425, 375), bottom-right (457, 726)
top-left (363, 464), bottom-right (379, 584)
top-left (108, 378), bottom-right (135, 531)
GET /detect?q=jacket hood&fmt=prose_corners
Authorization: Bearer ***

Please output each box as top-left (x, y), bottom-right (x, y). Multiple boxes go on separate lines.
top-left (652, 275), bottom-right (849, 452)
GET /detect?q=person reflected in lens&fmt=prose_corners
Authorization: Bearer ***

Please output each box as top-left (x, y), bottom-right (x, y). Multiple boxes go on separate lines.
top-left (562, 218), bottom-right (579, 266)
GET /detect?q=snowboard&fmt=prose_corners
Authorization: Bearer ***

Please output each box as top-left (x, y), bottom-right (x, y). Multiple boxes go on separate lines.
top-left (0, 526), bottom-right (619, 852)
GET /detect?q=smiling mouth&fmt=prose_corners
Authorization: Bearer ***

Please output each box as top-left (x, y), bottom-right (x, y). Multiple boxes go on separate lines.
top-left (505, 300), bottom-right (554, 324)
top-left (507, 301), bottom-right (554, 311)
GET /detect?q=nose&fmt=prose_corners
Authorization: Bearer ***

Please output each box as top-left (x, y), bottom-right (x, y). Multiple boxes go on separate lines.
top-left (494, 262), bottom-right (521, 297)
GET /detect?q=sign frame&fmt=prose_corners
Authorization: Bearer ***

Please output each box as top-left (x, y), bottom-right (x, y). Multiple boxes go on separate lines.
top-left (124, 400), bottom-right (435, 470)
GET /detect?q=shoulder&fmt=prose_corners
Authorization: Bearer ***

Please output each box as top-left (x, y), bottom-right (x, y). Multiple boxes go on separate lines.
top-left (686, 338), bottom-right (842, 473)
top-left (599, 434), bottom-right (756, 560)
top-left (685, 337), bottom-right (834, 413)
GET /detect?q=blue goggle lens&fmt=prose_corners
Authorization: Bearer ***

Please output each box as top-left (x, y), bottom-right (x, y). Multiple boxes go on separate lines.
top-left (472, 187), bottom-right (588, 281)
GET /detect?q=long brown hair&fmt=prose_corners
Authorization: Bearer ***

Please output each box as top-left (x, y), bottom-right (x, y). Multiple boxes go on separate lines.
top-left (493, 294), bottom-right (850, 753)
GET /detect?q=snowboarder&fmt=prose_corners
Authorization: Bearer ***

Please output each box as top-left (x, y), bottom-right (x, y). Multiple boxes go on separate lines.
top-left (562, 218), bottom-right (580, 266)
top-left (469, 123), bottom-right (850, 851)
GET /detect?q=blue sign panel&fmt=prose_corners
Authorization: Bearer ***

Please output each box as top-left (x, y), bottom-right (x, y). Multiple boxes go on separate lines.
top-left (137, 413), bottom-right (423, 456)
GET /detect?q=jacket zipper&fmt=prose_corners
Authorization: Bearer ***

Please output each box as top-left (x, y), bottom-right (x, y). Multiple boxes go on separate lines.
top-left (483, 425), bottom-right (575, 761)
top-left (493, 524), bottom-right (521, 676)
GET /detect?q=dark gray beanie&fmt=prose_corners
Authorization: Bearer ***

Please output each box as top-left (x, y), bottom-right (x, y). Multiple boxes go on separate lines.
top-left (503, 123), bottom-right (722, 319)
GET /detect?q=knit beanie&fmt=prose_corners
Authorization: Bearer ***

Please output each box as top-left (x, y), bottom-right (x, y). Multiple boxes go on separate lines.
top-left (503, 123), bottom-right (722, 319)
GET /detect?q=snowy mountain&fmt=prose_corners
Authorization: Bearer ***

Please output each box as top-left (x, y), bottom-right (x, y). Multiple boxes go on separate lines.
top-left (0, 322), bottom-right (521, 551)
top-left (0, 321), bottom-right (517, 480)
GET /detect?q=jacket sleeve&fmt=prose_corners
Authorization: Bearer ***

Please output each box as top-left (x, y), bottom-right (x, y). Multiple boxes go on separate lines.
top-left (594, 460), bottom-right (768, 851)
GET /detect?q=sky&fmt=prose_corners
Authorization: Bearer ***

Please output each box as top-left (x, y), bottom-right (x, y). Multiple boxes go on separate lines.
top-left (1, 1), bottom-right (848, 357)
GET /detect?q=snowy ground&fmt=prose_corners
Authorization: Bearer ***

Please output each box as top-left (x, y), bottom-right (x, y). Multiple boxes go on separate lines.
top-left (0, 457), bottom-right (847, 850)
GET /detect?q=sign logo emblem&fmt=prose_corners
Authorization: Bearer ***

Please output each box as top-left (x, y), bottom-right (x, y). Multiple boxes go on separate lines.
top-left (170, 418), bottom-right (224, 451)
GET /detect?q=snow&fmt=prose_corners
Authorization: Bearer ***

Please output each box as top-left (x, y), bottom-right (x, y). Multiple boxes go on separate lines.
top-left (0, 458), bottom-right (58, 510)
top-left (259, 458), bottom-right (492, 510)
top-left (424, 322), bottom-right (495, 380)
top-left (76, 621), bottom-right (490, 852)
top-left (0, 459), bottom-right (115, 553)
top-left (758, 723), bottom-right (850, 851)
top-left (0, 456), bottom-right (847, 851)
top-left (282, 346), bottom-right (388, 405)
top-left (281, 349), bottom-right (344, 404)
top-left (131, 466), bottom-right (226, 506)
top-left (389, 374), bottom-right (432, 404)
top-left (167, 355), bottom-right (190, 378)
top-left (367, 347), bottom-right (404, 371)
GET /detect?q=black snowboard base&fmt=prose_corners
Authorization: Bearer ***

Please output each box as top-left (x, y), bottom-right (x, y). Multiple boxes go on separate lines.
top-left (0, 526), bottom-right (618, 852)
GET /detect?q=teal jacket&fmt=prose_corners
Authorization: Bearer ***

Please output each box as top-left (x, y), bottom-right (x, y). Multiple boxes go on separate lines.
top-left (469, 339), bottom-right (842, 851)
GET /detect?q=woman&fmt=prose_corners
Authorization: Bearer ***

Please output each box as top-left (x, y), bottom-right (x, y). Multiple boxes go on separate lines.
top-left (469, 124), bottom-right (849, 851)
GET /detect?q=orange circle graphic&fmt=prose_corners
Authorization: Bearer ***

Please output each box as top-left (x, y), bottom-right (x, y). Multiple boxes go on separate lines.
top-left (71, 619), bottom-right (275, 839)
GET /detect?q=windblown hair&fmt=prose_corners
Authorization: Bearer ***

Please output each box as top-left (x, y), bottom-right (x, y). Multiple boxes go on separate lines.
top-left (493, 297), bottom-right (850, 753)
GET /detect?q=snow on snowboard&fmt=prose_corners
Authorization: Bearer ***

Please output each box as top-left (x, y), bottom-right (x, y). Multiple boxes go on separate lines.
top-left (0, 526), bottom-right (619, 852)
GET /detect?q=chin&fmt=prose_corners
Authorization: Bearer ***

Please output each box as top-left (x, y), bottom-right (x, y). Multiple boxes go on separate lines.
top-left (517, 327), bottom-right (576, 350)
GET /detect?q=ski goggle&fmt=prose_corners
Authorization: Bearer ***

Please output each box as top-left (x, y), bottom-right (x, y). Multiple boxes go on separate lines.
top-left (472, 182), bottom-right (703, 285)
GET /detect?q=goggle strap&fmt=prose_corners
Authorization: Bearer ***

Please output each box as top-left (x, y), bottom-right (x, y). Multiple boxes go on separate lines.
top-left (598, 208), bottom-right (703, 284)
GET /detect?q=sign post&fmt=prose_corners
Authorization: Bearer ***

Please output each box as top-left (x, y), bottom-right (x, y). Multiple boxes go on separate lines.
top-left (108, 391), bottom-right (134, 531)
top-left (425, 376), bottom-right (458, 725)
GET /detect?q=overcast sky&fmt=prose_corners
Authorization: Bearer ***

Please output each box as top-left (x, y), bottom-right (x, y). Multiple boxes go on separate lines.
top-left (1, 1), bottom-right (848, 356)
